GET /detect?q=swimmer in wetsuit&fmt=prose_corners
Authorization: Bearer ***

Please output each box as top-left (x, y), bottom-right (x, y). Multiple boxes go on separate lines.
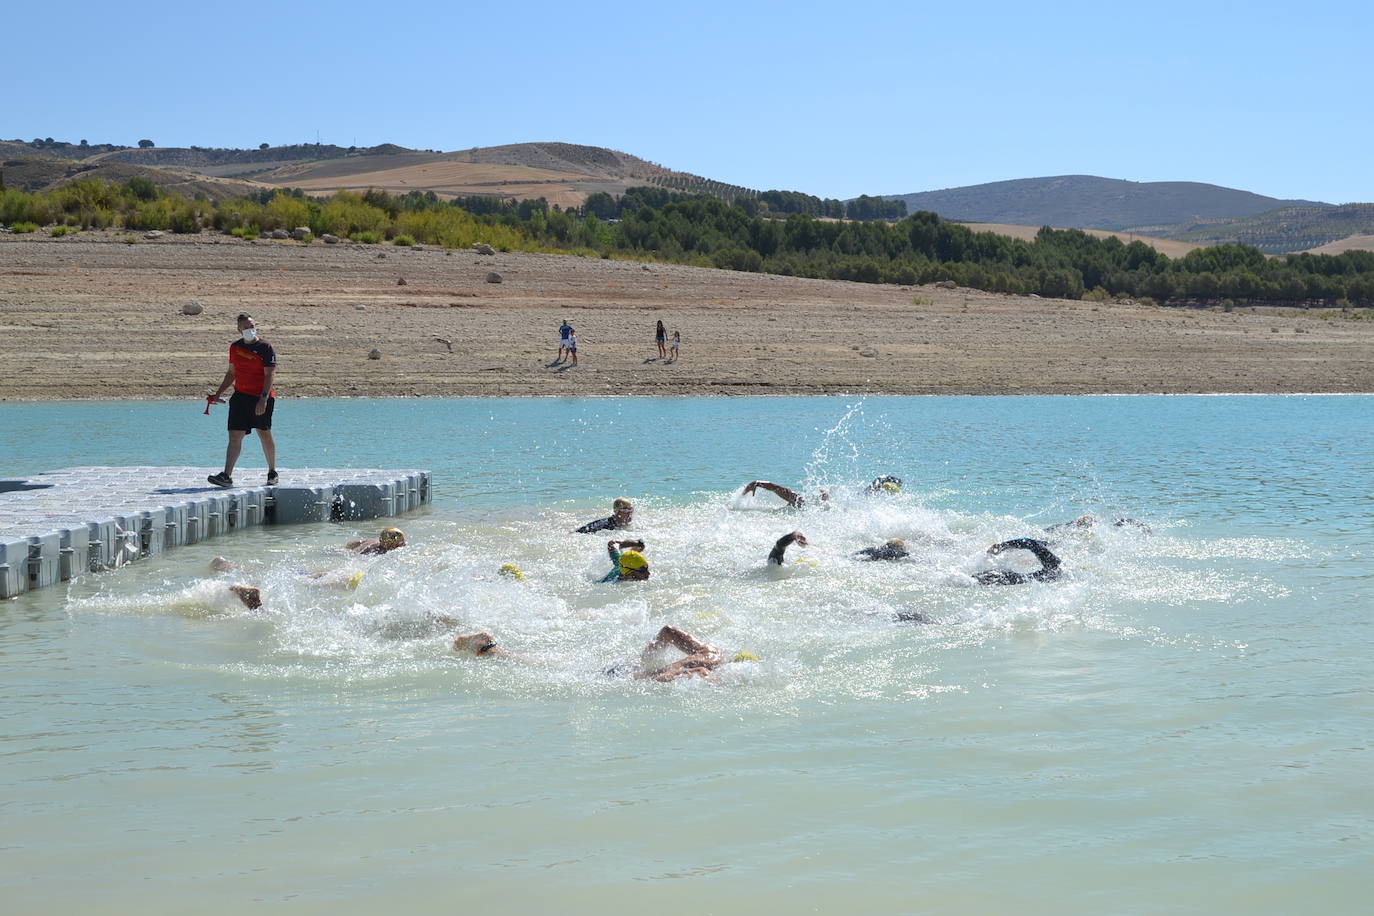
top-left (973, 538), bottom-right (1063, 585)
top-left (855, 538), bottom-right (909, 561)
top-left (768, 531), bottom-right (810, 565)
top-left (742, 481), bottom-right (827, 509)
top-left (601, 539), bottom-right (650, 582)
top-left (1044, 514), bottom-right (1152, 541)
top-left (865, 475), bottom-right (903, 495)
top-left (576, 498), bottom-right (634, 533)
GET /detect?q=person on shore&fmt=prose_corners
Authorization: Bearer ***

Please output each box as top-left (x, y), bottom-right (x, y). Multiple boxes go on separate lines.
top-left (767, 531), bottom-right (810, 565)
top-left (855, 538), bottom-right (909, 561)
top-left (345, 527), bottom-right (407, 555)
top-left (655, 319), bottom-right (667, 359)
top-left (865, 475), bottom-right (903, 495)
top-left (556, 319), bottom-right (573, 363)
top-left (973, 538), bottom-right (1063, 585)
top-left (568, 330), bottom-right (578, 366)
top-left (206, 313), bottom-right (278, 488)
top-left (669, 330), bottom-right (680, 362)
top-left (741, 480), bottom-right (828, 509)
top-left (576, 498), bottom-right (634, 533)
top-left (601, 538), bottom-right (650, 582)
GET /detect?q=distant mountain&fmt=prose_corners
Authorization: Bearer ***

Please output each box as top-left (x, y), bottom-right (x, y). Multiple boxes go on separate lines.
top-left (884, 175), bottom-right (1328, 232)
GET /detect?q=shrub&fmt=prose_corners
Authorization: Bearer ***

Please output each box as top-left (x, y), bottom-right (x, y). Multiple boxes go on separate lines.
top-left (230, 225), bottom-right (259, 239)
top-left (1082, 286), bottom-right (1110, 302)
top-left (354, 230), bottom-right (381, 244)
top-left (1138, 296), bottom-right (1157, 307)
top-left (911, 295), bottom-right (934, 306)
top-left (49, 225), bottom-right (69, 237)
top-left (392, 234), bottom-right (415, 247)
top-left (1221, 299), bottom-right (1235, 312)
top-left (168, 205), bottom-right (201, 234)
top-left (10, 221), bottom-right (38, 233)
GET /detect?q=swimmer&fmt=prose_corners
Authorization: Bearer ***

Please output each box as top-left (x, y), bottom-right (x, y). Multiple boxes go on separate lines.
top-left (452, 630), bottom-right (511, 659)
top-left (210, 556), bottom-right (249, 573)
top-left (345, 527), bottom-right (406, 555)
top-left (497, 563), bottom-right (526, 580)
top-left (768, 531), bottom-right (810, 565)
top-left (865, 475), bottom-right (903, 495)
top-left (894, 610), bottom-right (935, 624)
top-left (1045, 514), bottom-right (1152, 539)
top-left (634, 626), bottom-right (724, 682)
top-left (973, 538), bottom-right (1063, 585)
top-left (854, 538), bottom-right (909, 561)
top-left (576, 498), bottom-right (634, 533)
top-left (742, 481), bottom-right (828, 509)
top-left (1045, 513), bottom-right (1099, 534)
top-left (228, 584), bottom-right (262, 609)
top-left (601, 538), bottom-right (650, 582)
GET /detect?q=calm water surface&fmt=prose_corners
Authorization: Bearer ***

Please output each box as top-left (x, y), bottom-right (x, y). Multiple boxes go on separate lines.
top-left (1, 396), bottom-right (1370, 914)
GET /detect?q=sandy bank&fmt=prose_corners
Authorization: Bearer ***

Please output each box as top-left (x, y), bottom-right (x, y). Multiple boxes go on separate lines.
top-left (2, 232), bottom-right (1371, 399)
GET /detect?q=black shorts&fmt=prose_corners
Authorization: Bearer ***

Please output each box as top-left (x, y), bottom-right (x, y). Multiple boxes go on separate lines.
top-left (228, 391), bottom-right (274, 432)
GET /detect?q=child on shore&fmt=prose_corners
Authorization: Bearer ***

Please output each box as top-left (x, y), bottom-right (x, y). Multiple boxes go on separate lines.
top-left (669, 330), bottom-right (680, 361)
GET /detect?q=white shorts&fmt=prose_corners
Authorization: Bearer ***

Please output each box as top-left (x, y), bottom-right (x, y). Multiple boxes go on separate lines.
top-left (559, 338), bottom-right (570, 348)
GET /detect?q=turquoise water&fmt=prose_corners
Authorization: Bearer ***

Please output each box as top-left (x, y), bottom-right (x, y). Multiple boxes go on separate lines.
top-left (1, 396), bottom-right (1370, 914)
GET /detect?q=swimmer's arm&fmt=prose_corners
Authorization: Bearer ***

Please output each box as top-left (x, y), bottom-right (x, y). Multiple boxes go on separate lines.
top-left (747, 481), bottom-right (801, 507)
top-left (647, 626), bottom-right (719, 659)
top-left (768, 531), bottom-right (803, 565)
top-left (577, 516), bottom-right (613, 533)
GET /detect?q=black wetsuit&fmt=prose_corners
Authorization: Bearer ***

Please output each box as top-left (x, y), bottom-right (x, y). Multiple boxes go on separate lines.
top-left (1113, 517), bottom-right (1152, 534)
top-left (855, 544), bottom-right (909, 561)
top-left (575, 515), bottom-right (627, 534)
top-left (866, 475), bottom-right (903, 494)
top-left (974, 538), bottom-right (1063, 585)
top-left (768, 532), bottom-right (803, 566)
top-left (894, 610), bottom-right (935, 624)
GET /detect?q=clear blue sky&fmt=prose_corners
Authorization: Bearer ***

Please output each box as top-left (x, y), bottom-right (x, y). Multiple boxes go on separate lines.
top-left (10, 0), bottom-right (1372, 203)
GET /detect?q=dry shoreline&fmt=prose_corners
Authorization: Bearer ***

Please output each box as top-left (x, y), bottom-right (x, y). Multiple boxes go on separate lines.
top-left (2, 232), bottom-right (1372, 400)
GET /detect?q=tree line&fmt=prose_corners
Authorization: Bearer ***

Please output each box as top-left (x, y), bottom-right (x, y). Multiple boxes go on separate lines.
top-left (4, 178), bottom-right (1373, 306)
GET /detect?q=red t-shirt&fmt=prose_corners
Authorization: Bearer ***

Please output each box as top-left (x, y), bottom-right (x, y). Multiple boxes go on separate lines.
top-left (229, 339), bottom-right (277, 397)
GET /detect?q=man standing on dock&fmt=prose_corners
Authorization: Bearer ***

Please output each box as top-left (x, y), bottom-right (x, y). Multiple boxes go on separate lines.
top-left (206, 313), bottom-right (277, 488)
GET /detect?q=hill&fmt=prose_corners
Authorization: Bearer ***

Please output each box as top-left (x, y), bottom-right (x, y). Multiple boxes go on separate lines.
top-left (884, 175), bottom-right (1326, 232)
top-left (1157, 203), bottom-right (1374, 254)
top-left (0, 155), bottom-right (266, 201)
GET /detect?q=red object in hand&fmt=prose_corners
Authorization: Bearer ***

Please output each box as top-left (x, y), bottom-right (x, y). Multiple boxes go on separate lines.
top-left (204, 396), bottom-right (214, 415)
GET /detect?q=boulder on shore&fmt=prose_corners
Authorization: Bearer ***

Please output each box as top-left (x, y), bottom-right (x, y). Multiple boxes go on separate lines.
top-left (472, 243), bottom-right (496, 255)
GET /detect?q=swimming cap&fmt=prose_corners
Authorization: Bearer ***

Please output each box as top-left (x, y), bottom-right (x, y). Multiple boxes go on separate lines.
top-left (347, 571), bottom-right (365, 590)
top-left (618, 550), bottom-right (648, 571)
top-left (732, 651), bottom-right (760, 663)
top-left (379, 527), bottom-right (406, 548)
top-left (882, 481), bottom-right (901, 494)
top-left (613, 498), bottom-right (633, 511)
top-left (498, 563), bottom-right (525, 580)
top-left (886, 538), bottom-right (907, 550)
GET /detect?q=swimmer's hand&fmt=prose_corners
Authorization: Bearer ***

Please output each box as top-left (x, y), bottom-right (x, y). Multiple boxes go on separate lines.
top-left (792, 531), bottom-right (809, 547)
top-left (609, 539), bottom-right (645, 550)
top-left (987, 542), bottom-right (1006, 555)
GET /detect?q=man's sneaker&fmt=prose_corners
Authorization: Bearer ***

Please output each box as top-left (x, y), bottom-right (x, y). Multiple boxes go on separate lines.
top-left (207, 472), bottom-right (233, 488)
top-left (266, 470), bottom-right (279, 486)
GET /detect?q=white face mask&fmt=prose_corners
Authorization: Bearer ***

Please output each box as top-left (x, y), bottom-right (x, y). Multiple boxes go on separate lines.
top-left (241, 328), bottom-right (258, 343)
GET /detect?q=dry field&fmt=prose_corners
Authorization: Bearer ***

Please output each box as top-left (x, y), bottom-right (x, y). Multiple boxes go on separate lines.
top-left (2, 232), bottom-right (1371, 401)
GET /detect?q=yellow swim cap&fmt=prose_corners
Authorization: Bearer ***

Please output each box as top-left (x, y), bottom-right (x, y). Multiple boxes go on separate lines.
top-left (882, 481), bottom-right (901, 494)
top-left (732, 651), bottom-right (760, 663)
top-left (347, 571), bottom-right (365, 590)
top-left (379, 527), bottom-right (406, 548)
top-left (498, 563), bottom-right (525, 580)
top-left (618, 549), bottom-right (648, 571)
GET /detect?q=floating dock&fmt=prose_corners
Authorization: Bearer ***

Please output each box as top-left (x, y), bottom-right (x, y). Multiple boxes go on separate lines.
top-left (0, 466), bottom-right (431, 598)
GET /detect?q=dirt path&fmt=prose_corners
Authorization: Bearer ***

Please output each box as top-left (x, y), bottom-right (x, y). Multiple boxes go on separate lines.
top-left (2, 232), bottom-right (1371, 400)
